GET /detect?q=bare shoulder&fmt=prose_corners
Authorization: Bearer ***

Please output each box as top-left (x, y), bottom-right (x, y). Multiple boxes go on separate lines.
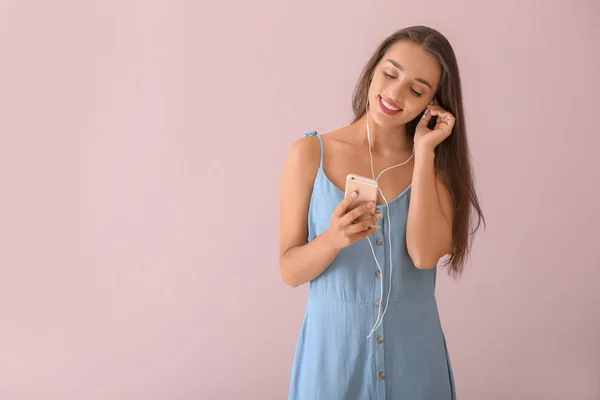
top-left (279, 134), bottom-right (324, 257)
top-left (283, 134), bottom-right (321, 182)
top-left (281, 126), bottom-right (353, 186)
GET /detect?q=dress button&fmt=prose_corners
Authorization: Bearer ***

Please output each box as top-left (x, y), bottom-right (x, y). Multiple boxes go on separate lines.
top-left (375, 300), bottom-right (382, 307)
top-left (378, 371), bottom-right (385, 380)
top-left (377, 336), bottom-right (384, 344)
top-left (375, 238), bottom-right (383, 246)
top-left (375, 270), bottom-right (381, 278)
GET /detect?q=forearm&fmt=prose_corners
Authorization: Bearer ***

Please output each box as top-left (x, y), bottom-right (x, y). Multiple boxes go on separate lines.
top-left (406, 147), bottom-right (452, 269)
top-left (280, 230), bottom-right (341, 287)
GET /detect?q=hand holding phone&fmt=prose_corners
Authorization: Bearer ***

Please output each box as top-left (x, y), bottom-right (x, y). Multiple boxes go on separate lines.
top-left (323, 174), bottom-right (382, 250)
top-left (344, 174), bottom-right (379, 223)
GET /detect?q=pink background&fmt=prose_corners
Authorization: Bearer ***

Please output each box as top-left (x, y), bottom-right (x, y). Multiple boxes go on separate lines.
top-left (1, 0), bottom-right (599, 399)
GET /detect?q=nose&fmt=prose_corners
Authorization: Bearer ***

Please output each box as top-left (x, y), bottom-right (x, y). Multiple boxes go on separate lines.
top-left (388, 77), bottom-right (412, 101)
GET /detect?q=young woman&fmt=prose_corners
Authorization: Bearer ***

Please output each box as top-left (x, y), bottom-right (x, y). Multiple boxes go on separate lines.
top-left (279, 25), bottom-right (485, 400)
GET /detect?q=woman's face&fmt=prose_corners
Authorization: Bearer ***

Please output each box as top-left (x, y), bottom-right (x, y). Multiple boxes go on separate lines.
top-left (368, 40), bottom-right (441, 127)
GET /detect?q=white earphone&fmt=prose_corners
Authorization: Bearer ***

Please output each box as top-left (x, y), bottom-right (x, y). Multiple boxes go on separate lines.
top-left (364, 98), bottom-right (432, 338)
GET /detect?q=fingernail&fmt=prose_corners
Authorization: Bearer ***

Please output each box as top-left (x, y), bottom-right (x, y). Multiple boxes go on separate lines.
top-left (366, 202), bottom-right (374, 209)
top-left (350, 191), bottom-right (357, 199)
top-left (376, 214), bottom-right (382, 220)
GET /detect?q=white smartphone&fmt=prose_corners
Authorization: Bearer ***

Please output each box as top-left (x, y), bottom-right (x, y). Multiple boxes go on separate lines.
top-left (344, 174), bottom-right (379, 222)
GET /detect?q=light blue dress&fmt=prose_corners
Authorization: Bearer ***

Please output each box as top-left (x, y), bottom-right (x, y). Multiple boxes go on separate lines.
top-left (288, 131), bottom-right (456, 400)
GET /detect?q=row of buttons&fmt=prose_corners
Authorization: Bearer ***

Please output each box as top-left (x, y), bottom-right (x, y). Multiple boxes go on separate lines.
top-left (374, 215), bottom-right (383, 306)
top-left (375, 207), bottom-right (385, 382)
top-left (377, 330), bottom-right (385, 380)
top-left (374, 209), bottom-right (383, 248)
top-left (374, 235), bottom-right (383, 279)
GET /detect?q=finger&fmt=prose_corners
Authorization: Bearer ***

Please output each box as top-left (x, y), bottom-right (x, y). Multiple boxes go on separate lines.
top-left (352, 224), bottom-right (381, 242)
top-left (340, 201), bottom-right (375, 226)
top-left (430, 110), bottom-right (453, 123)
top-left (428, 109), bottom-right (451, 118)
top-left (347, 213), bottom-right (382, 235)
top-left (333, 191), bottom-right (358, 218)
top-left (434, 116), bottom-right (454, 129)
top-left (418, 108), bottom-right (433, 126)
top-left (428, 109), bottom-right (455, 124)
top-left (426, 105), bottom-right (452, 122)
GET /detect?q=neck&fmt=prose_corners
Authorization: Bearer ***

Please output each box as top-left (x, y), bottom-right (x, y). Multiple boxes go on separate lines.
top-left (355, 113), bottom-right (413, 155)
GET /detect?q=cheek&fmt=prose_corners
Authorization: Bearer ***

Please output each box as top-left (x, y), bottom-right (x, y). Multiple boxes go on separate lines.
top-left (368, 81), bottom-right (379, 96)
top-left (367, 87), bottom-right (380, 105)
top-left (369, 75), bottom-right (386, 93)
top-left (402, 103), bottom-right (416, 113)
top-left (404, 105), bottom-right (426, 121)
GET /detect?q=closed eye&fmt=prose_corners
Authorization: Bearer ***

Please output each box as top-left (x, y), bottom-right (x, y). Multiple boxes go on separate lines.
top-left (384, 72), bottom-right (423, 97)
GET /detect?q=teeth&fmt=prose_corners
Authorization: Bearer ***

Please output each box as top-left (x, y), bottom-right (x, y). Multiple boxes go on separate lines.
top-left (381, 97), bottom-right (400, 111)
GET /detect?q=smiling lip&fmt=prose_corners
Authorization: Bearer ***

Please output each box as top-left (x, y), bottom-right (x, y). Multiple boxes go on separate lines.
top-left (378, 95), bottom-right (402, 115)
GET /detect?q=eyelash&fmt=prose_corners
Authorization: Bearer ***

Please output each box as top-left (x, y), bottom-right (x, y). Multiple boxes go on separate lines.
top-left (383, 72), bottom-right (423, 97)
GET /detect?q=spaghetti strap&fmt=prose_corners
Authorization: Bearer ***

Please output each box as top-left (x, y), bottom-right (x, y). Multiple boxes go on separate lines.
top-left (304, 130), bottom-right (323, 169)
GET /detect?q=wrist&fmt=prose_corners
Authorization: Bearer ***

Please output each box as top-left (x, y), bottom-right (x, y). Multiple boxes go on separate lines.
top-left (321, 228), bottom-right (343, 253)
top-left (414, 145), bottom-right (436, 159)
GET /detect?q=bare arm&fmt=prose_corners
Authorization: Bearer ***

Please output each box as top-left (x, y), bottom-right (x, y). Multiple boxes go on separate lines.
top-left (279, 137), bottom-right (341, 287)
top-left (406, 147), bottom-right (454, 269)
top-left (279, 136), bottom-right (381, 287)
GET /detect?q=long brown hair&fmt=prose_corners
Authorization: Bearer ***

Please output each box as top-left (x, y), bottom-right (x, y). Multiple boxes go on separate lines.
top-left (351, 25), bottom-right (485, 278)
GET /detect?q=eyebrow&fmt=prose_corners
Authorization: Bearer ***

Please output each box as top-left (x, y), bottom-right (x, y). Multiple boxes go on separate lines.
top-left (385, 59), bottom-right (433, 89)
